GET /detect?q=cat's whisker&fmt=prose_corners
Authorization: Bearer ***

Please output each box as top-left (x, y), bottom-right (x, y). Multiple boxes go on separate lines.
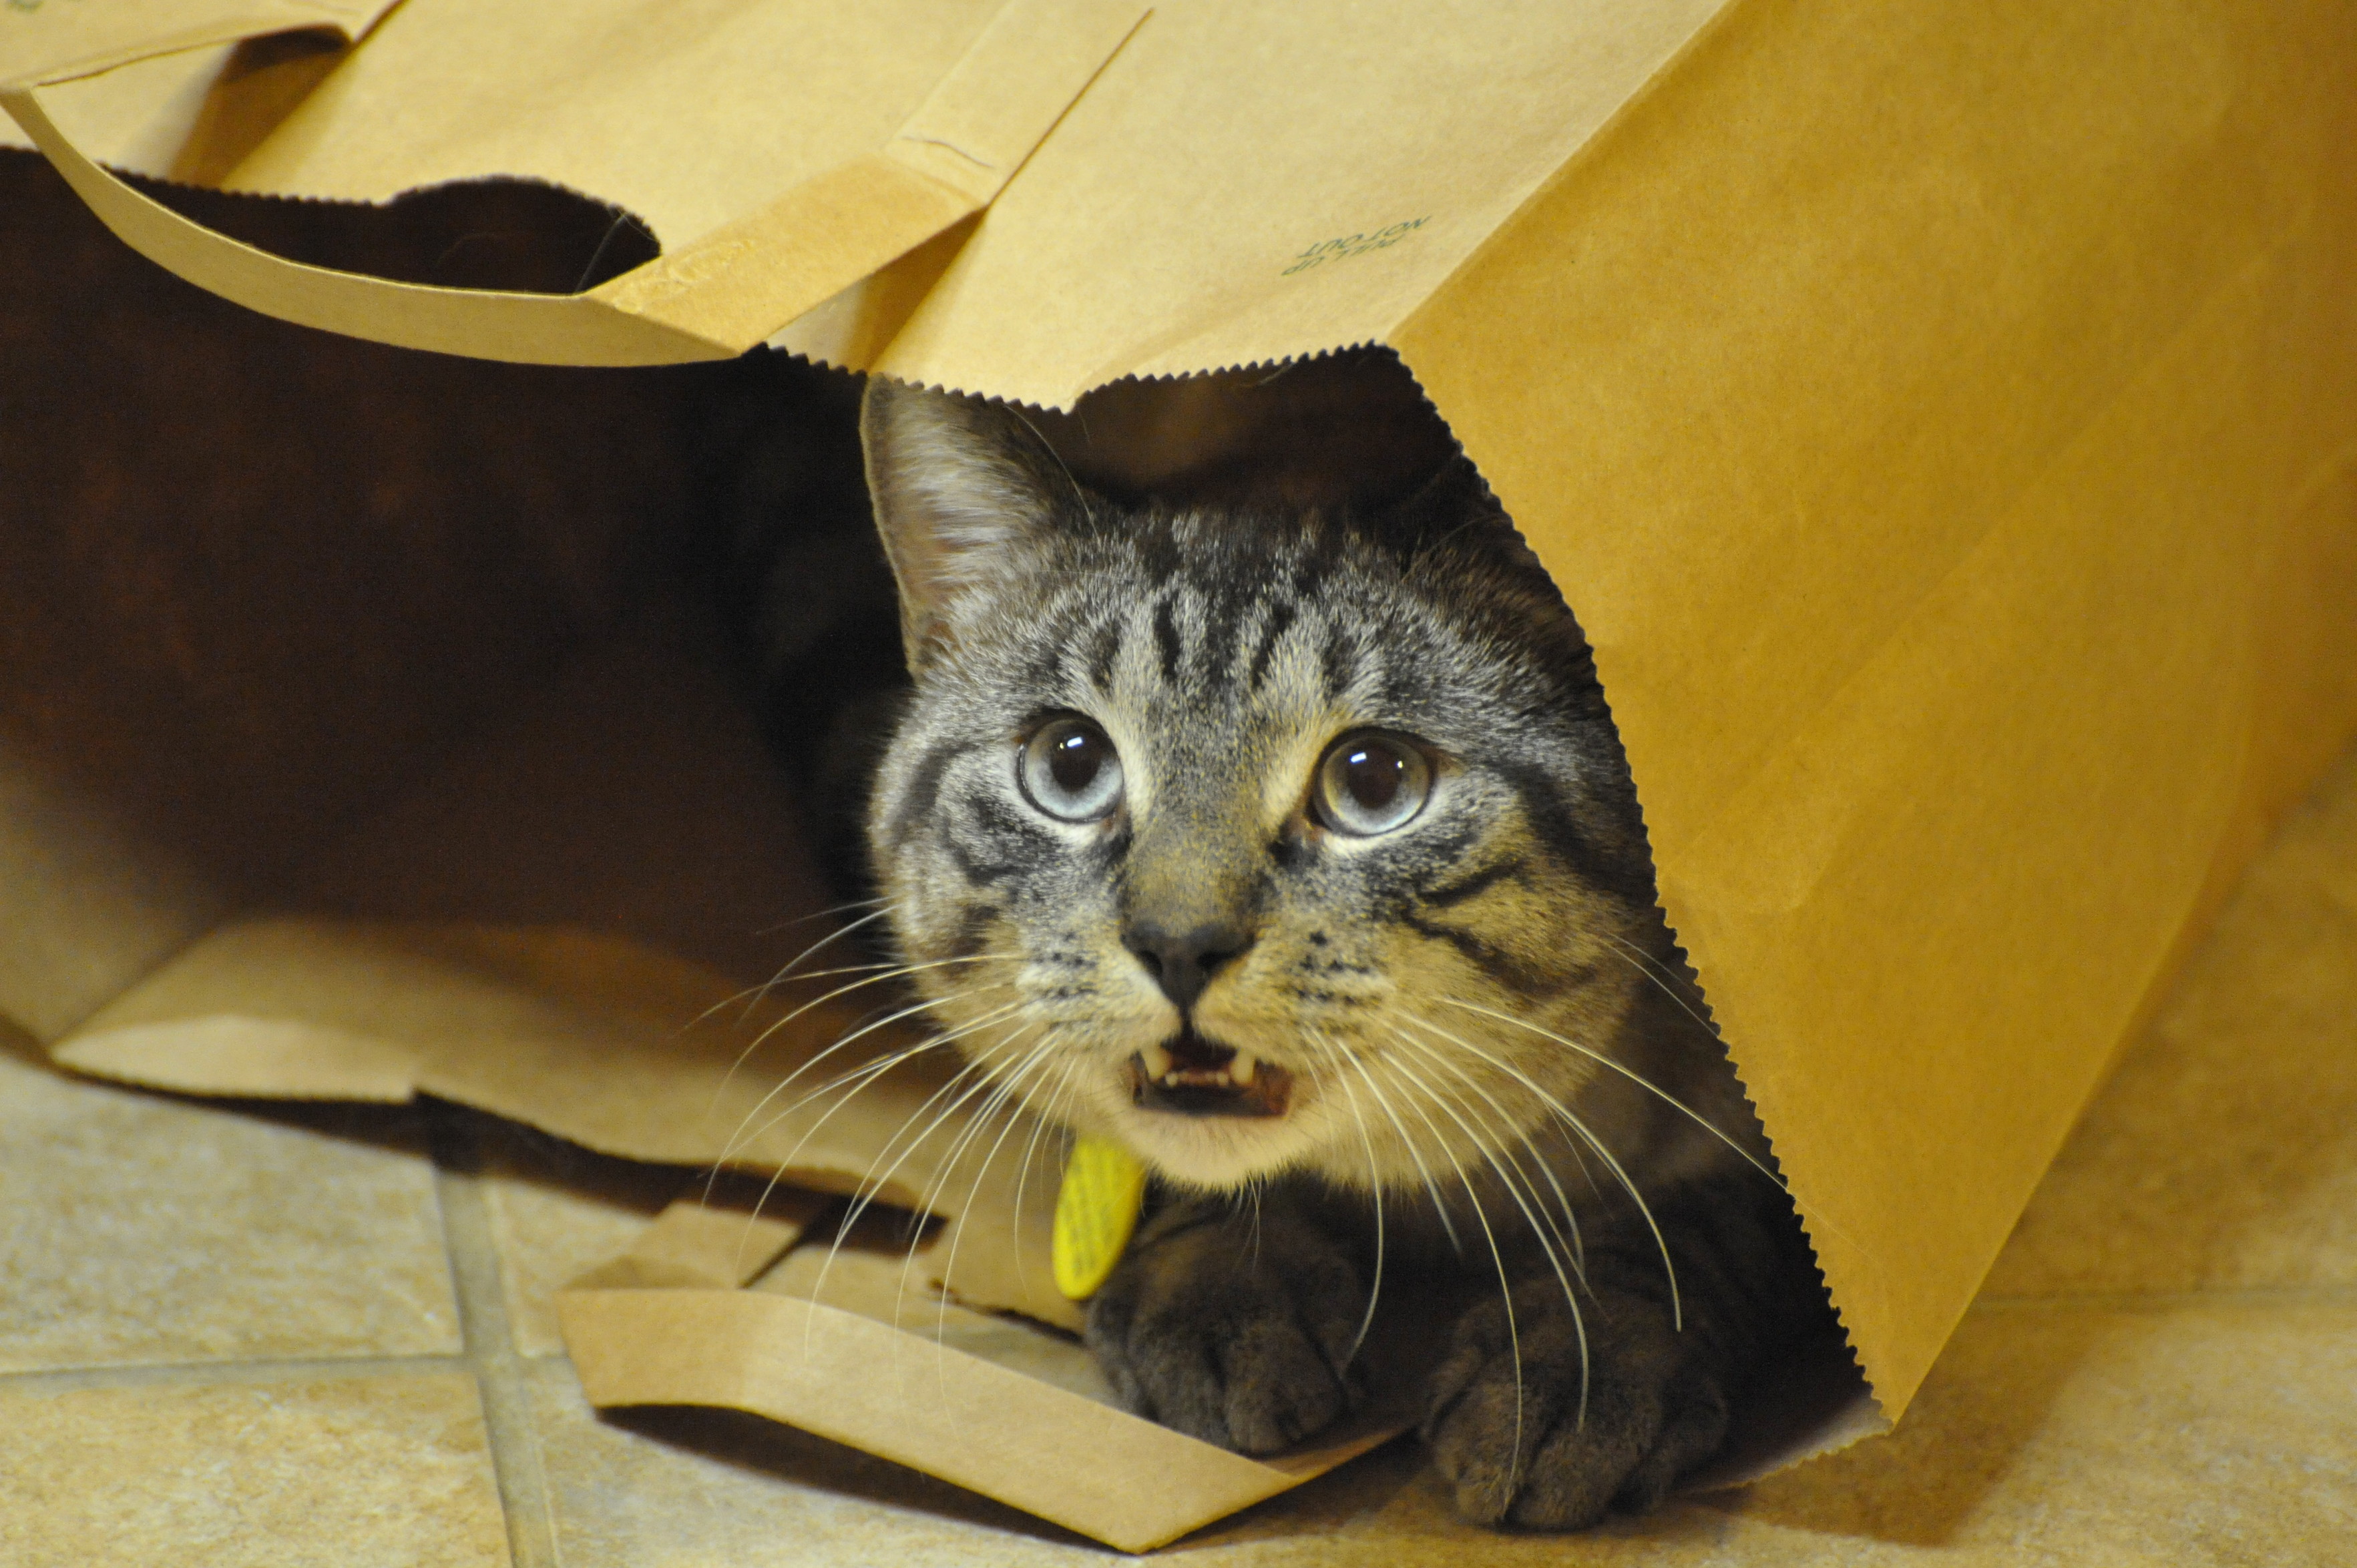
top-left (807, 1023), bottom-right (1050, 1342)
top-left (817, 1013), bottom-right (1032, 1233)
top-left (1004, 1058), bottom-right (1080, 1308)
top-left (811, 1037), bottom-right (1060, 1367)
top-left (723, 1025), bottom-right (1019, 1284)
top-left (901, 1029), bottom-right (1065, 1340)
top-left (752, 894), bottom-right (892, 938)
top-left (901, 1047), bottom-right (1050, 1364)
top-left (911, 1083), bottom-right (1043, 1405)
top-left (1595, 932), bottom-right (1721, 1039)
top-left (1385, 1017), bottom-right (1587, 1284)
top-left (727, 997), bottom-right (1029, 1272)
top-left (1434, 994), bottom-right (1784, 1194)
top-left (907, 1041), bottom-right (1046, 1245)
top-left (742, 901), bottom-right (907, 1010)
top-left (807, 1097), bottom-right (1008, 1366)
top-left (699, 954), bottom-right (1014, 1145)
top-left (714, 952), bottom-right (1014, 1107)
top-left (679, 906), bottom-right (905, 1034)
top-left (900, 1077), bottom-right (1013, 1274)
top-left (1381, 1027), bottom-right (1590, 1432)
top-left (994, 1051), bottom-right (1079, 1310)
top-left (1512, 1123), bottom-right (1588, 1278)
top-left (724, 1039), bottom-right (938, 1241)
top-left (753, 1010), bottom-right (1002, 1149)
top-left (1336, 1041), bottom-right (1465, 1254)
top-left (1307, 1028), bottom-right (1388, 1368)
top-left (709, 979), bottom-right (1018, 1178)
top-left (1422, 1097), bottom-right (1588, 1340)
top-left (791, 1047), bottom-right (1014, 1346)
top-left (1404, 1007), bottom-right (1681, 1336)
top-left (1385, 1025), bottom-right (1609, 1436)
top-left (1359, 1036), bottom-right (1529, 1464)
top-left (934, 1049), bottom-right (1078, 1362)
top-left (1379, 1028), bottom-right (1570, 1266)
top-left (728, 1054), bottom-right (931, 1286)
top-left (685, 900), bottom-right (904, 1031)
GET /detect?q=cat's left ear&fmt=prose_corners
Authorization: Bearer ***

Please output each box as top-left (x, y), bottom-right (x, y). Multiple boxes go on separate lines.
top-left (1365, 450), bottom-right (1518, 564)
top-left (861, 378), bottom-right (1082, 667)
top-left (1383, 451), bottom-right (1501, 536)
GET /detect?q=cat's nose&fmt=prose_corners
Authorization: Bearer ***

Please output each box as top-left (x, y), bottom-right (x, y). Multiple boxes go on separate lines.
top-left (1126, 921), bottom-right (1253, 1013)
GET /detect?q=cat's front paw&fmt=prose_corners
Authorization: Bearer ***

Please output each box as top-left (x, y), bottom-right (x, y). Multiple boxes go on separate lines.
top-left (1085, 1204), bottom-right (1364, 1454)
top-left (1422, 1277), bottom-right (1729, 1529)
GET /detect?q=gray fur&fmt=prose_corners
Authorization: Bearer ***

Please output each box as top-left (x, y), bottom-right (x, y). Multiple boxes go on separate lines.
top-left (857, 378), bottom-right (1830, 1529)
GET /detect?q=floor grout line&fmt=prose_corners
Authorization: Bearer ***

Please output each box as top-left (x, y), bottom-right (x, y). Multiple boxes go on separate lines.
top-left (433, 1111), bottom-right (564, 1568)
top-left (0, 1352), bottom-right (475, 1396)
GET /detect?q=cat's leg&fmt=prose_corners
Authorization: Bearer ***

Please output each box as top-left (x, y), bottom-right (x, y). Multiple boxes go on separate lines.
top-left (1422, 1171), bottom-right (1823, 1529)
top-left (1085, 1182), bottom-right (1365, 1454)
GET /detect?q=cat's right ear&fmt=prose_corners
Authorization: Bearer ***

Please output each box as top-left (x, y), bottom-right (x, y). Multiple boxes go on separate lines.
top-left (861, 378), bottom-right (1080, 668)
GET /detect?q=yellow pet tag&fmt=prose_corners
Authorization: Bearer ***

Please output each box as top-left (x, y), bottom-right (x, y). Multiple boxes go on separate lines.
top-left (1052, 1135), bottom-right (1148, 1300)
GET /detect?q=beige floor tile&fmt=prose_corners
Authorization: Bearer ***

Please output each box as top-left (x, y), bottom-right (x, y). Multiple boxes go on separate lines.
top-left (1703, 1301), bottom-right (2357, 1568)
top-left (0, 1053), bottom-right (459, 1371)
top-left (0, 1372), bottom-right (510, 1568)
top-left (1986, 752), bottom-right (2357, 1298)
top-left (477, 1126), bottom-right (684, 1357)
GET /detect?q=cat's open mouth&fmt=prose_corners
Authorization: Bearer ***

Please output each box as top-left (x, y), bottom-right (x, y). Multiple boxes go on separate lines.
top-left (1128, 1029), bottom-right (1293, 1118)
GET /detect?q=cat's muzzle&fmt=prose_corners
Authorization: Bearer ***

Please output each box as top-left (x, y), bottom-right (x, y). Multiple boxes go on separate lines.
top-left (1128, 1028), bottom-right (1293, 1118)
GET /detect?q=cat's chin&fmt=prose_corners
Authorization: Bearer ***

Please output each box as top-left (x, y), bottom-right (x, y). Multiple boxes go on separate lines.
top-left (1109, 1103), bottom-right (1321, 1189)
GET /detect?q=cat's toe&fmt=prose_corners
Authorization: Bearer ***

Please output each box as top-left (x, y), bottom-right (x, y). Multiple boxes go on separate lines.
top-left (1163, 1305), bottom-right (1352, 1452)
top-left (1506, 1366), bottom-right (1725, 1529)
top-left (1422, 1282), bottom-right (1727, 1530)
top-left (1086, 1211), bottom-right (1363, 1454)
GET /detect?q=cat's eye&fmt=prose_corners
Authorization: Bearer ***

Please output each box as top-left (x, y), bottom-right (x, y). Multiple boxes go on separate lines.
top-left (1018, 716), bottom-right (1124, 822)
top-left (1313, 733), bottom-right (1432, 837)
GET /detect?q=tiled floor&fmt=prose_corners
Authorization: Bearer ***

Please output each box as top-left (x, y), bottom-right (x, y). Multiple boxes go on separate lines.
top-left (5, 749), bottom-right (2355, 1566)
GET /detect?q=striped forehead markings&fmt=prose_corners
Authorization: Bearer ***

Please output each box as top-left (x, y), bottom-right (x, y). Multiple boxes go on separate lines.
top-left (1243, 599), bottom-right (1298, 694)
top-left (1197, 575), bottom-right (1255, 690)
top-left (1319, 618), bottom-right (1361, 704)
top-left (1152, 591), bottom-right (1185, 687)
top-left (1085, 611), bottom-right (1124, 694)
top-left (1042, 543), bottom-right (1446, 735)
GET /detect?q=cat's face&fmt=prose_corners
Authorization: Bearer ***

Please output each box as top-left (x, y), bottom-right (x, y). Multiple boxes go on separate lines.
top-left (862, 383), bottom-right (1659, 1195)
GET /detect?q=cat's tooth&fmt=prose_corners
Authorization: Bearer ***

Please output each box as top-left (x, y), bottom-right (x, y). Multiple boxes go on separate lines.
top-left (1230, 1051), bottom-right (1257, 1087)
top-left (1141, 1041), bottom-right (1175, 1082)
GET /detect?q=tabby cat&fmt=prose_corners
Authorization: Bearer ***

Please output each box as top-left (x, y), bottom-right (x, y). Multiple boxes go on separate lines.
top-left (754, 362), bottom-right (1831, 1529)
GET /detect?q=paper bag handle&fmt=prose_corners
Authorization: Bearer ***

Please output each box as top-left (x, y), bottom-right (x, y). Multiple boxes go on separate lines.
top-left (1, 0), bottom-right (1146, 366)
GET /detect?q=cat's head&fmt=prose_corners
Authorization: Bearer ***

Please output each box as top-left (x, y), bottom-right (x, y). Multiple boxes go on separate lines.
top-left (861, 379), bottom-right (1660, 1194)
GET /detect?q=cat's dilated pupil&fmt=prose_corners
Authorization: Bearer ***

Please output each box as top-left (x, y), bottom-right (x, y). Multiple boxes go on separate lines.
top-left (1321, 735), bottom-right (1424, 833)
top-left (1047, 727), bottom-right (1109, 794)
top-left (1339, 745), bottom-right (1400, 806)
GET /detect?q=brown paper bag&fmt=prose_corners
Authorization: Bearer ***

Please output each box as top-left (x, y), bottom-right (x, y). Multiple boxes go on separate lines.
top-left (7, 0), bottom-right (2357, 1540)
top-left (1, 0), bottom-right (1150, 362)
top-left (556, 1200), bottom-right (1422, 1554)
